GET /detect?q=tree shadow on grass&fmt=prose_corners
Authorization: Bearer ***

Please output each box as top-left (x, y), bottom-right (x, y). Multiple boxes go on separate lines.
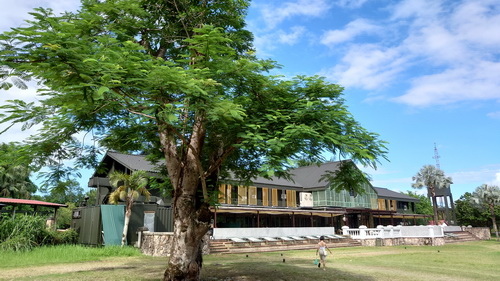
top-left (201, 258), bottom-right (375, 281)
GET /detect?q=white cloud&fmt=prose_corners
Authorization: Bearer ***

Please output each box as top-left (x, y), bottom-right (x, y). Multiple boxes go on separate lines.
top-left (260, 0), bottom-right (330, 29)
top-left (490, 172), bottom-right (500, 186)
top-left (448, 165), bottom-right (500, 186)
top-left (487, 111), bottom-right (500, 119)
top-left (321, 19), bottom-right (379, 46)
top-left (278, 26), bottom-right (306, 45)
top-left (390, 0), bottom-right (443, 21)
top-left (451, 0), bottom-right (500, 48)
top-left (335, 0), bottom-right (368, 9)
top-left (321, 0), bottom-right (500, 107)
top-left (393, 61), bottom-right (500, 106)
top-left (320, 44), bottom-right (408, 89)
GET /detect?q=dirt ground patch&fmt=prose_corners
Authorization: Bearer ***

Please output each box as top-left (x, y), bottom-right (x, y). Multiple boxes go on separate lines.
top-left (0, 256), bottom-right (166, 280)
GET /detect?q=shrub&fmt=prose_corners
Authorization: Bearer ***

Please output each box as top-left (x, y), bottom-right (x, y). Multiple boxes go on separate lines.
top-left (0, 215), bottom-right (78, 251)
top-left (45, 228), bottom-right (78, 245)
top-left (56, 202), bottom-right (76, 229)
top-left (0, 215), bottom-right (49, 251)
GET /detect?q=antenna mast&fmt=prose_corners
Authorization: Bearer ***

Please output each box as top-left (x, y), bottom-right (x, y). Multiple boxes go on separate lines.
top-left (433, 143), bottom-right (441, 169)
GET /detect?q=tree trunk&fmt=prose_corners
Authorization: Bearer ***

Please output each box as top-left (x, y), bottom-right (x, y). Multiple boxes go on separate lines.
top-left (163, 181), bottom-right (211, 280)
top-left (429, 187), bottom-right (439, 224)
top-left (122, 199), bottom-right (133, 247)
top-left (160, 114), bottom-right (212, 280)
top-left (162, 150), bottom-right (211, 280)
top-left (490, 204), bottom-right (499, 239)
top-left (431, 196), bottom-right (439, 224)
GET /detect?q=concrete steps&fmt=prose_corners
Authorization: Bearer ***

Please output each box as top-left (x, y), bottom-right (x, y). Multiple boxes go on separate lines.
top-left (444, 231), bottom-right (480, 243)
top-left (209, 231), bottom-right (480, 254)
top-left (208, 237), bottom-right (362, 254)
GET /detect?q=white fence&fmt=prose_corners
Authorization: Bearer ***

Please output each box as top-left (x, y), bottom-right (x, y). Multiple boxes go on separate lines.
top-left (342, 225), bottom-right (445, 239)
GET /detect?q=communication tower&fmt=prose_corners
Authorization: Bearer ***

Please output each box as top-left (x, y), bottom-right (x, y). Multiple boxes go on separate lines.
top-left (431, 143), bottom-right (456, 225)
top-left (433, 143), bottom-right (440, 169)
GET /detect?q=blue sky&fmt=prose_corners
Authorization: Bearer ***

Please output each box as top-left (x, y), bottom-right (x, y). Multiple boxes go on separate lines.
top-left (1, 0), bottom-right (500, 200)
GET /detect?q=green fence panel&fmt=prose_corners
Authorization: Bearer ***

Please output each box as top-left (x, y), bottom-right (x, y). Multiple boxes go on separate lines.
top-left (100, 205), bottom-right (125, 246)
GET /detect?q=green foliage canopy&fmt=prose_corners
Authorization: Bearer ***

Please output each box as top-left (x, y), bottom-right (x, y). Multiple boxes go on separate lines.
top-left (0, 143), bottom-right (37, 198)
top-left (404, 191), bottom-right (433, 215)
top-left (455, 192), bottom-right (491, 226)
top-left (471, 184), bottom-right (500, 237)
top-left (0, 0), bottom-right (387, 188)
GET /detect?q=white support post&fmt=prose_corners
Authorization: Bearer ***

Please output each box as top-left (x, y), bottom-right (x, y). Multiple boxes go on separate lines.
top-left (387, 225), bottom-right (394, 238)
top-left (359, 225), bottom-right (367, 239)
top-left (428, 225), bottom-right (435, 237)
top-left (342, 226), bottom-right (349, 235)
top-left (377, 225), bottom-right (384, 238)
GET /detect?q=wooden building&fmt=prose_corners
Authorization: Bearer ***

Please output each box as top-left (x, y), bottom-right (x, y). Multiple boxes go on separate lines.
top-left (76, 151), bottom-right (428, 245)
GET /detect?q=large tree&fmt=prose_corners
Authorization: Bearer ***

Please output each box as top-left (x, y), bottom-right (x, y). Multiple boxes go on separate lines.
top-left (0, 1), bottom-right (387, 280)
top-left (412, 165), bottom-right (453, 224)
top-left (471, 184), bottom-right (500, 239)
top-left (454, 192), bottom-right (490, 227)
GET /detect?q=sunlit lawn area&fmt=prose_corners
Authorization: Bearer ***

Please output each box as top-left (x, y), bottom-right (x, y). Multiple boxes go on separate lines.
top-left (0, 240), bottom-right (498, 280)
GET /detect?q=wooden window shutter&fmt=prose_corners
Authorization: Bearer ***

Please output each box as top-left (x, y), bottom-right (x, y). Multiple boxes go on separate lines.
top-left (238, 185), bottom-right (248, 205)
top-left (271, 189), bottom-right (278, 206)
top-left (262, 188), bottom-right (269, 206)
top-left (248, 186), bottom-right (257, 205)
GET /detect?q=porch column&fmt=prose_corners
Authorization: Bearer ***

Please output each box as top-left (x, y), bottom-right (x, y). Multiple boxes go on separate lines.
top-left (52, 207), bottom-right (59, 230)
top-left (257, 211), bottom-right (260, 228)
top-left (213, 209), bottom-right (217, 228)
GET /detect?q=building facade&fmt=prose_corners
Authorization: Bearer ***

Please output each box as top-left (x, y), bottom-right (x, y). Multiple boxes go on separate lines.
top-left (75, 151), bottom-right (428, 245)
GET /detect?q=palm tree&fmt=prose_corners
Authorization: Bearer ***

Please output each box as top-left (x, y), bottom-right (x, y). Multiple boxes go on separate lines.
top-left (0, 165), bottom-right (36, 198)
top-left (108, 170), bottom-right (151, 247)
top-left (412, 165), bottom-right (453, 224)
top-left (471, 184), bottom-right (500, 239)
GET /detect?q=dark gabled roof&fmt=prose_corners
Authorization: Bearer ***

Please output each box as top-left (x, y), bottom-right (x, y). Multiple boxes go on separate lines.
top-left (290, 162), bottom-right (342, 189)
top-left (248, 161), bottom-right (344, 189)
top-left (247, 175), bottom-right (303, 189)
top-left (106, 151), bottom-right (161, 172)
top-left (373, 187), bottom-right (419, 202)
top-left (92, 151), bottom-right (162, 177)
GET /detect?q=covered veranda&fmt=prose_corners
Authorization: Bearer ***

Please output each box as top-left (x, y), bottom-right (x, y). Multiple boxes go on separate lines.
top-left (0, 197), bottom-right (67, 228)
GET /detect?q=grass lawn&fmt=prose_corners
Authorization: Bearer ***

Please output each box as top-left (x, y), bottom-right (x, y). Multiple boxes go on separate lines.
top-left (0, 240), bottom-right (498, 280)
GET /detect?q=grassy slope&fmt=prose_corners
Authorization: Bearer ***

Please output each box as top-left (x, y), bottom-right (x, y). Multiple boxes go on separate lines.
top-left (0, 245), bottom-right (141, 269)
top-left (0, 241), bottom-right (498, 280)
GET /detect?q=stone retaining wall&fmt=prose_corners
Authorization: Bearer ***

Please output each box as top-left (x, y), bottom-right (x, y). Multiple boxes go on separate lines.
top-left (463, 227), bottom-right (491, 240)
top-left (359, 237), bottom-right (445, 247)
top-left (140, 231), bottom-right (173, 257)
top-left (139, 231), bottom-right (211, 257)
